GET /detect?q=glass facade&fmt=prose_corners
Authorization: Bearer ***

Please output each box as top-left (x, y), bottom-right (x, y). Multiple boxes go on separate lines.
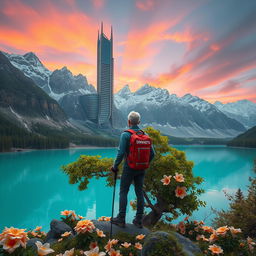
top-left (80, 94), bottom-right (99, 122)
top-left (97, 23), bottom-right (114, 127)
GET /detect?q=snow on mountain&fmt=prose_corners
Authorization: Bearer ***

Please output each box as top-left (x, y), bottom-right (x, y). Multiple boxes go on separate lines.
top-left (3, 51), bottom-right (51, 90)
top-left (114, 84), bottom-right (246, 138)
top-left (214, 100), bottom-right (256, 129)
top-left (3, 51), bottom-right (95, 102)
top-left (115, 84), bottom-right (172, 110)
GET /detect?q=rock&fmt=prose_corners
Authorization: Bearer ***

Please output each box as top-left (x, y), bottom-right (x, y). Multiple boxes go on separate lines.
top-left (45, 219), bottom-right (73, 242)
top-left (27, 238), bottom-right (44, 250)
top-left (142, 231), bottom-right (201, 256)
top-left (46, 238), bottom-right (58, 245)
top-left (174, 232), bottom-right (202, 256)
top-left (92, 220), bottom-right (150, 237)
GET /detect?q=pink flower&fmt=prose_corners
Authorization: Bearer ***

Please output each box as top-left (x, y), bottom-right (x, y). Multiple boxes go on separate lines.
top-left (175, 186), bottom-right (187, 199)
top-left (161, 175), bottom-right (172, 185)
top-left (174, 173), bottom-right (185, 182)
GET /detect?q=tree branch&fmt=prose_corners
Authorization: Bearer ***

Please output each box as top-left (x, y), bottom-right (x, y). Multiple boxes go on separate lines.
top-left (143, 190), bottom-right (158, 212)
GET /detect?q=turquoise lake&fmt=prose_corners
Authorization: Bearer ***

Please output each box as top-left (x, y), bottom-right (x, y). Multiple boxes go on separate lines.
top-left (0, 145), bottom-right (255, 232)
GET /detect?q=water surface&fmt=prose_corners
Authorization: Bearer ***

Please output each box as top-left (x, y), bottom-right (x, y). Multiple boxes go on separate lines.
top-left (0, 145), bottom-right (255, 231)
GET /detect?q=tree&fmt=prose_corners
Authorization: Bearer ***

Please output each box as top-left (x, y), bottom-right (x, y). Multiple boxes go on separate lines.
top-left (62, 127), bottom-right (205, 227)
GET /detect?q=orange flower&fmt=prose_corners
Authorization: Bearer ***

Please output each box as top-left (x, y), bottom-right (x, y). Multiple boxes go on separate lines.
top-left (62, 248), bottom-right (75, 256)
top-left (58, 238), bottom-right (63, 242)
top-left (89, 241), bottom-right (98, 249)
top-left (175, 186), bottom-right (187, 199)
top-left (174, 173), bottom-right (185, 182)
top-left (60, 210), bottom-right (73, 216)
top-left (74, 220), bottom-right (95, 234)
top-left (0, 227), bottom-right (28, 253)
top-left (31, 231), bottom-right (38, 237)
top-left (134, 242), bottom-right (142, 250)
top-left (104, 239), bottom-right (119, 252)
top-left (136, 234), bottom-right (145, 240)
top-left (184, 216), bottom-right (189, 221)
top-left (197, 234), bottom-right (210, 242)
top-left (71, 211), bottom-right (77, 220)
top-left (121, 242), bottom-right (131, 248)
top-left (35, 241), bottom-right (55, 256)
top-left (84, 246), bottom-right (106, 256)
top-left (61, 231), bottom-right (72, 237)
top-left (196, 235), bottom-right (204, 241)
top-left (96, 229), bottom-right (106, 238)
top-left (161, 175), bottom-right (172, 185)
top-left (202, 226), bottom-right (214, 233)
top-left (34, 226), bottom-right (42, 232)
top-left (247, 237), bottom-right (256, 246)
top-left (98, 216), bottom-right (106, 221)
top-left (104, 217), bottom-right (111, 221)
top-left (177, 221), bottom-right (185, 231)
top-left (208, 244), bottom-right (223, 254)
top-left (209, 232), bottom-right (218, 243)
top-left (108, 249), bottom-right (121, 256)
top-left (78, 215), bottom-right (85, 220)
top-left (194, 227), bottom-right (199, 232)
top-left (230, 227), bottom-right (242, 235)
top-left (216, 226), bottom-right (229, 235)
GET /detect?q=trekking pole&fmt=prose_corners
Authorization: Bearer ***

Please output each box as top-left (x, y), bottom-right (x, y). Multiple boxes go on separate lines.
top-left (110, 170), bottom-right (117, 239)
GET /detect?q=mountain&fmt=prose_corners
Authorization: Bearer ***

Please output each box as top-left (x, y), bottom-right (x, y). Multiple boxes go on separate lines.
top-left (4, 50), bottom-right (252, 139)
top-left (214, 100), bottom-right (256, 129)
top-left (114, 84), bottom-right (246, 138)
top-left (3, 51), bottom-right (96, 119)
top-left (227, 125), bottom-right (256, 148)
top-left (0, 51), bottom-right (118, 151)
top-left (0, 51), bottom-right (72, 131)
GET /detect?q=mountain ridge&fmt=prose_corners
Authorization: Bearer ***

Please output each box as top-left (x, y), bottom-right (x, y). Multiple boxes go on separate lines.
top-left (3, 50), bottom-right (255, 138)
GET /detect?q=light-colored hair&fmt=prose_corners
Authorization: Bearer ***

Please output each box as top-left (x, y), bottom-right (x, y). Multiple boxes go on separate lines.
top-left (128, 111), bottom-right (141, 125)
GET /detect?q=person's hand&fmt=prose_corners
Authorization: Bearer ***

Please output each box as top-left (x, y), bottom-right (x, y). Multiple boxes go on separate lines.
top-left (111, 166), bottom-right (119, 174)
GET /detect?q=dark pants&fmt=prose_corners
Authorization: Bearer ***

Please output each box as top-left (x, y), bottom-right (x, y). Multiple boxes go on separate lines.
top-left (119, 167), bottom-right (145, 220)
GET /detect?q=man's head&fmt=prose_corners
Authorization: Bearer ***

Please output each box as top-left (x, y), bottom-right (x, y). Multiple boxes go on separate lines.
top-left (128, 111), bottom-right (141, 127)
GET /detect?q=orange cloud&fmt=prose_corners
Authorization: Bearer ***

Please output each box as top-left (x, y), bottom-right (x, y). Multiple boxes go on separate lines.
top-left (0, 0), bottom-right (98, 63)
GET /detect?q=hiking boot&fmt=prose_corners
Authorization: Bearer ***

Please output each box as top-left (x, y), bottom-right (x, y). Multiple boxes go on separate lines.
top-left (132, 218), bottom-right (143, 228)
top-left (111, 215), bottom-right (126, 228)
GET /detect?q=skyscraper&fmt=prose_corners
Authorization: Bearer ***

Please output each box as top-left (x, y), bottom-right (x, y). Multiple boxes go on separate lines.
top-left (97, 22), bottom-right (114, 127)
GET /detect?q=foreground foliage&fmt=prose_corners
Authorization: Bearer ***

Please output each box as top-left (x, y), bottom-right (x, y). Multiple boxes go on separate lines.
top-left (0, 209), bottom-right (255, 255)
top-left (212, 159), bottom-right (256, 238)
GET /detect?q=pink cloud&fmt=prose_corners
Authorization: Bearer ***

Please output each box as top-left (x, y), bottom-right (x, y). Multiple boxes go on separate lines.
top-left (135, 0), bottom-right (155, 11)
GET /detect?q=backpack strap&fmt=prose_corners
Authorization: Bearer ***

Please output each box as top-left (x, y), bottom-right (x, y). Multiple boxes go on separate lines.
top-left (124, 129), bottom-right (145, 135)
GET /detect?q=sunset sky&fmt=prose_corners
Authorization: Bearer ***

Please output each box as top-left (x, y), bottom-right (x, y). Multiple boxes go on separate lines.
top-left (1, 0), bottom-right (256, 103)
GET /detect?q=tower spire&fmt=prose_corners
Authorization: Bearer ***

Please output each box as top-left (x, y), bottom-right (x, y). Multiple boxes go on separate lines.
top-left (111, 25), bottom-right (113, 40)
top-left (101, 21), bottom-right (103, 35)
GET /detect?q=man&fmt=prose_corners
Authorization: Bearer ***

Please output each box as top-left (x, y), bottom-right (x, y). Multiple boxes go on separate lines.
top-left (111, 111), bottom-right (155, 228)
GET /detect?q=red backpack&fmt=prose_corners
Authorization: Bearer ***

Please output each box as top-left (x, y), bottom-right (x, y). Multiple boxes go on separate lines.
top-left (125, 129), bottom-right (152, 170)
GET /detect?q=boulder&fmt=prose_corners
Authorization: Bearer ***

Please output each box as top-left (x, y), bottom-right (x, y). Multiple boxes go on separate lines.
top-left (45, 219), bottom-right (73, 243)
top-left (174, 232), bottom-right (202, 256)
top-left (142, 231), bottom-right (202, 256)
top-left (92, 220), bottom-right (150, 237)
top-left (27, 238), bottom-right (44, 250)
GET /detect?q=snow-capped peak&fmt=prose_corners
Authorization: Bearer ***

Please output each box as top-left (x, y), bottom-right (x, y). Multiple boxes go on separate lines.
top-left (117, 84), bottom-right (131, 97)
top-left (134, 83), bottom-right (156, 95)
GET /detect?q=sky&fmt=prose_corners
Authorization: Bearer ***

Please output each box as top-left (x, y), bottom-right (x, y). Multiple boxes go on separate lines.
top-left (0, 0), bottom-right (256, 103)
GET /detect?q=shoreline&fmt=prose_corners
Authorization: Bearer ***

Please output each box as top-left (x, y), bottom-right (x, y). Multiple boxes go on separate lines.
top-left (0, 145), bottom-right (117, 154)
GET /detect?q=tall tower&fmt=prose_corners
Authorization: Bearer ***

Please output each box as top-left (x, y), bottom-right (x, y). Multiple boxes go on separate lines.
top-left (97, 22), bottom-right (114, 127)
